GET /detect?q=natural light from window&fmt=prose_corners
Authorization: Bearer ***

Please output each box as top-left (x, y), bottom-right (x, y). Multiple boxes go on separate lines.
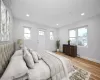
top-left (50, 31), bottom-right (54, 40)
top-left (69, 26), bottom-right (88, 46)
top-left (24, 27), bottom-right (31, 39)
top-left (39, 31), bottom-right (44, 35)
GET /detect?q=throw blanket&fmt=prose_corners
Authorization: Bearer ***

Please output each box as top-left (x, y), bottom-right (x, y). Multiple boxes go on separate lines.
top-left (41, 51), bottom-right (69, 80)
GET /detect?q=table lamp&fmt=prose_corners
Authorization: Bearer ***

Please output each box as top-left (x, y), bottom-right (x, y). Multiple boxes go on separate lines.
top-left (17, 39), bottom-right (23, 49)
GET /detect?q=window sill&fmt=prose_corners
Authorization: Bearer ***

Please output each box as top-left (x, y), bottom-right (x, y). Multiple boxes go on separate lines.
top-left (78, 46), bottom-right (88, 48)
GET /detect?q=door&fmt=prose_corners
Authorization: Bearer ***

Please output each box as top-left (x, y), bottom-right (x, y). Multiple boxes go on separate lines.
top-left (37, 29), bottom-right (46, 53)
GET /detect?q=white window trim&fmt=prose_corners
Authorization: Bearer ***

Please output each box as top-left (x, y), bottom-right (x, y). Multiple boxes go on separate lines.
top-left (50, 31), bottom-right (54, 40)
top-left (68, 25), bottom-right (88, 47)
top-left (24, 27), bottom-right (31, 40)
top-left (39, 30), bottom-right (45, 36)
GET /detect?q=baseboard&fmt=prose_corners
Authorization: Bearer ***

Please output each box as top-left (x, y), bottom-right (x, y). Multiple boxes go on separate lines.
top-left (80, 56), bottom-right (100, 64)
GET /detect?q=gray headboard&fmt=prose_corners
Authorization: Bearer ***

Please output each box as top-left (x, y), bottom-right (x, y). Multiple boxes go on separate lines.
top-left (0, 43), bottom-right (15, 78)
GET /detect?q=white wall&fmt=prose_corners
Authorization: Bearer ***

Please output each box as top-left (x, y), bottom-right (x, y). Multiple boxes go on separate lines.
top-left (13, 18), bottom-right (58, 51)
top-left (58, 14), bottom-right (100, 63)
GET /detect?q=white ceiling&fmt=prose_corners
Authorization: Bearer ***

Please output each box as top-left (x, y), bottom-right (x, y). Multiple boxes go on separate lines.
top-left (10, 0), bottom-right (100, 28)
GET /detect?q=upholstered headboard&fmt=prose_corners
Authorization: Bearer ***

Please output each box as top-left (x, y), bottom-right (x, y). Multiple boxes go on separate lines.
top-left (0, 43), bottom-right (15, 78)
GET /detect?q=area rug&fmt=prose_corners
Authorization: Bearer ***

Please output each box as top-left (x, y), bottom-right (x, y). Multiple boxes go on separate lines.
top-left (69, 66), bottom-right (91, 80)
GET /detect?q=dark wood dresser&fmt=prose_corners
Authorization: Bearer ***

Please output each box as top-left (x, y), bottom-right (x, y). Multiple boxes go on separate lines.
top-left (63, 44), bottom-right (77, 57)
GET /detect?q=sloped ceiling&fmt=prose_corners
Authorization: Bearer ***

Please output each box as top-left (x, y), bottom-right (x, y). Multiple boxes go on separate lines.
top-left (10, 0), bottom-right (100, 28)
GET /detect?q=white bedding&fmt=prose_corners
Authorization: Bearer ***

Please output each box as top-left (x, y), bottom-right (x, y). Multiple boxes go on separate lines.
top-left (46, 51), bottom-right (74, 80)
top-left (28, 60), bottom-right (50, 80)
top-left (0, 56), bottom-right (28, 80)
top-left (28, 51), bottom-right (74, 80)
top-left (0, 50), bottom-right (74, 80)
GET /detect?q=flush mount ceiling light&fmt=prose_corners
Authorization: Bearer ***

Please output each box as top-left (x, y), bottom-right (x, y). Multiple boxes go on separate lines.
top-left (56, 24), bottom-right (59, 25)
top-left (26, 14), bottom-right (30, 17)
top-left (81, 13), bottom-right (85, 16)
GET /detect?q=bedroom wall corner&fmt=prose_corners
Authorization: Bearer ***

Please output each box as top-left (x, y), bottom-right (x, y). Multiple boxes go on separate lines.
top-left (58, 14), bottom-right (100, 63)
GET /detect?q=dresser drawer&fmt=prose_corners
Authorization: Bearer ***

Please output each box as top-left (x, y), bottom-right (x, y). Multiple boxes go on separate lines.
top-left (63, 44), bottom-right (77, 57)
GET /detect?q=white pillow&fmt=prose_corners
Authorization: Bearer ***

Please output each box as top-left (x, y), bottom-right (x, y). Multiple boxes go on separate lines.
top-left (1, 56), bottom-right (28, 80)
top-left (23, 49), bottom-right (34, 69)
top-left (37, 53), bottom-right (42, 60)
top-left (29, 49), bottom-right (39, 63)
top-left (12, 50), bottom-right (23, 57)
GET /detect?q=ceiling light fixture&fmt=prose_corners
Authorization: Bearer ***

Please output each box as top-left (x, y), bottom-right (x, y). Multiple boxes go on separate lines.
top-left (56, 24), bottom-right (59, 25)
top-left (26, 14), bottom-right (30, 17)
top-left (81, 13), bottom-right (85, 16)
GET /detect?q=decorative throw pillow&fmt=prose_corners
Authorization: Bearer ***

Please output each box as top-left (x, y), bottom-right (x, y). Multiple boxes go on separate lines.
top-left (23, 49), bottom-right (34, 69)
top-left (12, 50), bottom-right (23, 57)
top-left (37, 53), bottom-right (42, 60)
top-left (1, 56), bottom-right (28, 80)
top-left (29, 49), bottom-right (39, 63)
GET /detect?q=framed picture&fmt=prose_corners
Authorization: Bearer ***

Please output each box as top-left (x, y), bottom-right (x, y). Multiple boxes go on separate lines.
top-left (6, 10), bottom-right (10, 41)
top-left (0, 0), bottom-right (10, 41)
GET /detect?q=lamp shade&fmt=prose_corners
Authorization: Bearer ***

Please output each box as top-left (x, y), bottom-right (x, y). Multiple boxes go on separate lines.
top-left (17, 39), bottom-right (23, 45)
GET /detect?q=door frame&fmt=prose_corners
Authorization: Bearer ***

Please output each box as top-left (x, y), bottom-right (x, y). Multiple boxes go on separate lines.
top-left (37, 28), bottom-right (46, 52)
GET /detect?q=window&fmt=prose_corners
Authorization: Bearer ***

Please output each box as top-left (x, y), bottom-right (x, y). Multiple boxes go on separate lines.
top-left (69, 30), bottom-right (77, 44)
top-left (24, 27), bottom-right (31, 39)
top-left (50, 31), bottom-right (54, 40)
top-left (39, 31), bottom-right (44, 35)
top-left (69, 26), bottom-right (88, 46)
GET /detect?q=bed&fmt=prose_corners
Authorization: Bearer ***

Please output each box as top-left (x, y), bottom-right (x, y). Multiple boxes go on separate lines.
top-left (0, 43), bottom-right (74, 80)
top-left (0, 43), bottom-right (15, 78)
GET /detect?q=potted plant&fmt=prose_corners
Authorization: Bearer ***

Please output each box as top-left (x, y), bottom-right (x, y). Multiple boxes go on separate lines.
top-left (56, 40), bottom-right (60, 52)
top-left (68, 40), bottom-right (70, 45)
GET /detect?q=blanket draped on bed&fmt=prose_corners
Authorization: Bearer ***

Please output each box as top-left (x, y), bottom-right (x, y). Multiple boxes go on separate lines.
top-left (41, 51), bottom-right (69, 80)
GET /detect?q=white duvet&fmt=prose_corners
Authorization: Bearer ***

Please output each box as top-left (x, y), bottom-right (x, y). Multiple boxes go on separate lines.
top-left (28, 51), bottom-right (74, 80)
top-left (0, 50), bottom-right (74, 80)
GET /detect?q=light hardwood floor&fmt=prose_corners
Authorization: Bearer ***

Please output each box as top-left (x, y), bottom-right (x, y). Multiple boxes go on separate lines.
top-left (56, 52), bottom-right (100, 80)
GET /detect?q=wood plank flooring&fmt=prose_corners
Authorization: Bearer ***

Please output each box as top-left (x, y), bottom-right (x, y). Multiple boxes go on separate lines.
top-left (56, 52), bottom-right (100, 80)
